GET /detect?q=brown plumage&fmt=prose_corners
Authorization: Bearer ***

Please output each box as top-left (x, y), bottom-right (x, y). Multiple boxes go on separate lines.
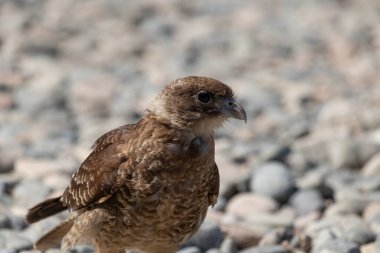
top-left (26, 76), bottom-right (247, 253)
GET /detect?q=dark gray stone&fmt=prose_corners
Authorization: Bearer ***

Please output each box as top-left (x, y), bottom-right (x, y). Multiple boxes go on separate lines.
top-left (181, 220), bottom-right (224, 252)
top-left (0, 214), bottom-right (11, 229)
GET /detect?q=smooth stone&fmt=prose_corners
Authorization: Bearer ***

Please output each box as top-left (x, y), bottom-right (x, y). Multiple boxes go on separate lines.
top-left (12, 178), bottom-right (51, 206)
top-left (352, 176), bottom-right (380, 192)
top-left (15, 158), bottom-right (77, 178)
top-left (286, 150), bottom-right (311, 174)
top-left (182, 220), bottom-right (224, 252)
top-left (328, 139), bottom-right (380, 169)
top-left (220, 237), bottom-right (238, 253)
top-left (258, 227), bottom-right (287, 246)
top-left (306, 215), bottom-right (375, 246)
top-left (289, 189), bottom-right (324, 216)
top-left (362, 153), bottom-right (380, 176)
top-left (363, 202), bottom-right (380, 223)
top-left (0, 230), bottom-right (33, 251)
top-left (46, 250), bottom-right (69, 253)
top-left (177, 247), bottom-right (202, 253)
top-left (324, 202), bottom-right (360, 217)
top-left (0, 214), bottom-right (11, 229)
top-left (226, 193), bottom-right (279, 219)
top-left (0, 250), bottom-right (16, 253)
top-left (334, 189), bottom-right (380, 214)
top-left (360, 243), bottom-right (375, 253)
top-left (206, 249), bottom-right (221, 253)
top-left (73, 245), bottom-right (95, 253)
top-left (369, 214), bottom-right (380, 234)
top-left (238, 245), bottom-right (289, 253)
top-left (293, 211), bottom-right (321, 233)
top-left (296, 166), bottom-right (331, 190)
top-left (212, 196), bottom-right (227, 212)
top-left (251, 162), bottom-right (295, 203)
top-left (220, 214), bottom-right (263, 248)
top-left (9, 214), bottom-right (27, 230)
top-left (314, 238), bottom-right (360, 253)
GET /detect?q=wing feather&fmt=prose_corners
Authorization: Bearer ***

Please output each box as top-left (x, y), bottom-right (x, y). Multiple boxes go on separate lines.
top-left (208, 163), bottom-right (220, 206)
top-left (62, 125), bottom-right (134, 210)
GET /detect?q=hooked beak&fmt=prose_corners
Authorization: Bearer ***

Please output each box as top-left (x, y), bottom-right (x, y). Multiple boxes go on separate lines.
top-left (219, 98), bottom-right (247, 123)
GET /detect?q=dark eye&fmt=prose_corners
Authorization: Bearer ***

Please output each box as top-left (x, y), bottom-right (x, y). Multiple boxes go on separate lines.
top-left (197, 91), bottom-right (212, 103)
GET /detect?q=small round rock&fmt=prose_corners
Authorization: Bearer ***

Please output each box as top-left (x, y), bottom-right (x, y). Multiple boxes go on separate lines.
top-left (314, 238), bottom-right (360, 253)
top-left (177, 247), bottom-right (202, 253)
top-left (289, 189), bottom-right (324, 216)
top-left (251, 162), bottom-right (295, 203)
top-left (182, 220), bottom-right (224, 252)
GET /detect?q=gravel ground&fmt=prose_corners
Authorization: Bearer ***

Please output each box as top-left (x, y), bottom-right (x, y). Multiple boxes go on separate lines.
top-left (1, 0), bottom-right (380, 252)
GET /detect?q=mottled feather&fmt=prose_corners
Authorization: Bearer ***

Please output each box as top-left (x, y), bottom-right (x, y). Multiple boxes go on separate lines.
top-left (25, 76), bottom-right (246, 253)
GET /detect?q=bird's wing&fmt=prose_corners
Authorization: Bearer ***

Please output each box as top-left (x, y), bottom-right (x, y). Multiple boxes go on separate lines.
top-left (208, 163), bottom-right (220, 207)
top-left (62, 124), bottom-right (134, 210)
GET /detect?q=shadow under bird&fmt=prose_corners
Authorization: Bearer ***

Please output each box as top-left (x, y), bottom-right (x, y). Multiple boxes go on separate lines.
top-left (26, 76), bottom-right (247, 253)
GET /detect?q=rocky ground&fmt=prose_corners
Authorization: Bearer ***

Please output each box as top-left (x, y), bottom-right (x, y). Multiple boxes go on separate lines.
top-left (1, 0), bottom-right (380, 252)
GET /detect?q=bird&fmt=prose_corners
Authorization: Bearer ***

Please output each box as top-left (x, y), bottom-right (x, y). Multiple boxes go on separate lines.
top-left (26, 76), bottom-right (247, 253)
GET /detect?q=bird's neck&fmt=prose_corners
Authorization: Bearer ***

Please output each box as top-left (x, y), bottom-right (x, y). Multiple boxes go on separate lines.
top-left (144, 111), bottom-right (215, 137)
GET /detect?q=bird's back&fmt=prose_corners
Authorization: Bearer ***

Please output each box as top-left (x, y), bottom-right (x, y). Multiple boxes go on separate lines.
top-left (62, 116), bottom-right (218, 251)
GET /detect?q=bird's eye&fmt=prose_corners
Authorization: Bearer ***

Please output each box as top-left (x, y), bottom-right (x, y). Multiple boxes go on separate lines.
top-left (197, 91), bottom-right (212, 103)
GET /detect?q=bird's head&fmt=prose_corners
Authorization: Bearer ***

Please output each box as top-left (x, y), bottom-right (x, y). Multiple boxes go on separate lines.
top-left (148, 76), bottom-right (247, 134)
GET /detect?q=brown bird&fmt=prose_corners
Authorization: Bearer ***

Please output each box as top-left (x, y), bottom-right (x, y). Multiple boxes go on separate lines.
top-left (26, 76), bottom-right (247, 253)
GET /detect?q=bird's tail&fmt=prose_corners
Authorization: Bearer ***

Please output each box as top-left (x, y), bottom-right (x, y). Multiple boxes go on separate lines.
top-left (35, 218), bottom-right (74, 251)
top-left (26, 196), bottom-right (67, 224)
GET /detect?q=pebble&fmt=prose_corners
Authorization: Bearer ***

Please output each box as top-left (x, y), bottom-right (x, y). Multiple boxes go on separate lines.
top-left (12, 178), bottom-right (51, 207)
top-left (360, 243), bottom-right (375, 253)
top-left (314, 238), bottom-right (360, 253)
top-left (205, 249), bottom-right (221, 253)
top-left (177, 247), bottom-right (202, 253)
top-left (296, 166), bottom-right (330, 190)
top-left (220, 237), bottom-right (238, 253)
top-left (182, 220), bottom-right (224, 252)
top-left (0, 214), bottom-right (11, 229)
top-left (0, 230), bottom-right (33, 251)
top-left (238, 245), bottom-right (289, 253)
top-left (226, 193), bottom-right (279, 219)
top-left (369, 214), bottom-right (380, 234)
top-left (220, 214), bottom-right (263, 248)
top-left (0, 250), bottom-right (17, 253)
top-left (328, 139), bottom-right (380, 169)
top-left (289, 189), bottom-right (324, 216)
top-left (251, 162), bottom-right (295, 203)
top-left (15, 158), bottom-right (77, 178)
top-left (363, 202), bottom-right (380, 223)
top-left (258, 228), bottom-right (287, 246)
top-left (362, 153), bottom-right (380, 176)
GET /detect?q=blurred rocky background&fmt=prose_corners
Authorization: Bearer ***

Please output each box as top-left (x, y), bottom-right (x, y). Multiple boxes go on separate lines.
top-left (1, 0), bottom-right (380, 252)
